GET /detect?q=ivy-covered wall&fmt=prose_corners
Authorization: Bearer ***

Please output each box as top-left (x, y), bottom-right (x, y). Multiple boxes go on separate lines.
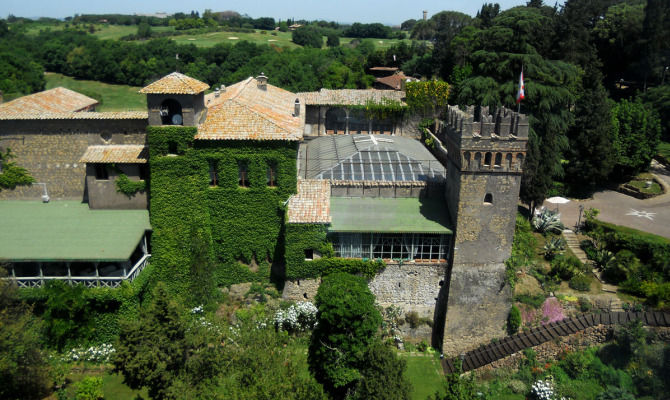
top-left (147, 126), bottom-right (298, 293)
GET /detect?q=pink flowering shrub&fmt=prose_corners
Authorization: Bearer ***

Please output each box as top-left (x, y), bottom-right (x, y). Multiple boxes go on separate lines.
top-left (541, 297), bottom-right (565, 324)
top-left (521, 306), bottom-right (537, 325)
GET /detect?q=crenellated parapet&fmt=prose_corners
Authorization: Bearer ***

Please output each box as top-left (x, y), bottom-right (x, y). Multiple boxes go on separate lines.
top-left (441, 105), bottom-right (528, 174)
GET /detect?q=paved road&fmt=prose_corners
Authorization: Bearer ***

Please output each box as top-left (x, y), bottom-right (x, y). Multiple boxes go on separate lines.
top-left (542, 161), bottom-right (670, 239)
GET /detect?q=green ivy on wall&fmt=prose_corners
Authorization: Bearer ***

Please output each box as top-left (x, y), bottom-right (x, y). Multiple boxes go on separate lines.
top-left (115, 173), bottom-right (147, 197)
top-left (147, 126), bottom-right (298, 295)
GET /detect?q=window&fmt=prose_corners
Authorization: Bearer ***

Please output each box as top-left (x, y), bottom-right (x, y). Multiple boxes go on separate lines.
top-left (494, 153), bottom-right (502, 167)
top-left (304, 249), bottom-right (314, 260)
top-left (484, 152), bottom-right (492, 166)
top-left (94, 164), bottom-right (109, 180)
top-left (484, 193), bottom-right (493, 205)
top-left (238, 161), bottom-right (249, 187)
top-left (168, 141), bottom-right (178, 155)
top-left (139, 165), bottom-right (148, 180)
top-left (267, 163), bottom-right (277, 187)
top-left (208, 160), bottom-right (218, 186)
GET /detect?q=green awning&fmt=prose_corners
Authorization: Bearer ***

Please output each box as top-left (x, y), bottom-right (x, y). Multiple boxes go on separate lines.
top-left (328, 197), bottom-right (452, 234)
top-left (0, 201), bottom-right (151, 262)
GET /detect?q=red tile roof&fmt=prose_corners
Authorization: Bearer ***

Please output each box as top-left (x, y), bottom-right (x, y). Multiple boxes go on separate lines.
top-left (0, 87), bottom-right (98, 114)
top-left (79, 145), bottom-right (148, 164)
top-left (139, 72), bottom-right (210, 94)
top-left (297, 88), bottom-right (406, 106)
top-left (196, 77), bottom-right (303, 141)
top-left (0, 111), bottom-right (147, 120)
top-left (375, 72), bottom-right (418, 90)
top-left (287, 179), bottom-right (331, 224)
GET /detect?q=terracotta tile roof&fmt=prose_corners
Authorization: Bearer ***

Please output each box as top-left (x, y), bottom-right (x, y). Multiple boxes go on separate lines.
top-left (0, 111), bottom-right (147, 120)
top-left (297, 88), bottom-right (406, 106)
top-left (139, 72), bottom-right (210, 94)
top-left (80, 145), bottom-right (148, 164)
top-left (287, 179), bottom-right (331, 224)
top-left (197, 77), bottom-right (303, 141)
top-left (0, 87), bottom-right (98, 114)
top-left (375, 72), bottom-right (418, 90)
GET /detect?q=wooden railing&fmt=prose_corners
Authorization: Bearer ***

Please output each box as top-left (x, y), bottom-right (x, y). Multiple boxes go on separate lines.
top-left (8, 254), bottom-right (151, 289)
top-left (442, 311), bottom-right (670, 374)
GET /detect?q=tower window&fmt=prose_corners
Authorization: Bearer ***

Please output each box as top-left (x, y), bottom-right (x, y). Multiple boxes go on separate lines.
top-left (494, 153), bottom-right (502, 167)
top-left (208, 160), bottom-right (218, 186)
top-left (506, 153), bottom-right (513, 169)
top-left (94, 164), bottom-right (109, 180)
top-left (484, 152), bottom-right (492, 166)
top-left (484, 193), bottom-right (493, 205)
top-left (238, 161), bottom-right (249, 187)
top-left (267, 163), bottom-right (277, 187)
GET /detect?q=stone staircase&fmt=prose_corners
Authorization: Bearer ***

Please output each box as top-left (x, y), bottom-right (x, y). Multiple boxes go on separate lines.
top-left (562, 229), bottom-right (618, 295)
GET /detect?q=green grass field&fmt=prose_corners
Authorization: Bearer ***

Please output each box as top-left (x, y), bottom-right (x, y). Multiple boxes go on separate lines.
top-left (170, 30), bottom-right (300, 48)
top-left (45, 73), bottom-right (146, 112)
top-left (402, 354), bottom-right (445, 400)
top-left (61, 370), bottom-right (147, 400)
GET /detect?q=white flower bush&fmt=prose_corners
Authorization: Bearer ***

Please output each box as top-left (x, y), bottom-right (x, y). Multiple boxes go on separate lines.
top-left (274, 301), bottom-right (318, 332)
top-left (530, 377), bottom-right (570, 400)
top-left (190, 305), bottom-right (204, 314)
top-left (63, 343), bottom-right (115, 363)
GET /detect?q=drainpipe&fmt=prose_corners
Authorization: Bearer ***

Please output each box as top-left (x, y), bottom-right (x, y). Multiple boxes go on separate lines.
top-left (32, 182), bottom-right (50, 203)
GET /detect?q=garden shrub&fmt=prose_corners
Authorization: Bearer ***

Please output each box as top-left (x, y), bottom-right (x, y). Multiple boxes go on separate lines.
top-left (515, 294), bottom-right (546, 309)
top-left (508, 305), bottom-right (521, 334)
top-left (569, 274), bottom-right (592, 292)
top-left (550, 254), bottom-right (585, 280)
top-left (405, 311), bottom-right (420, 329)
top-left (74, 377), bottom-right (104, 400)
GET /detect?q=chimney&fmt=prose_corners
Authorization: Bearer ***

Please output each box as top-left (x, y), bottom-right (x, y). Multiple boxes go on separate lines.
top-left (220, 84), bottom-right (226, 92)
top-left (294, 98), bottom-right (300, 117)
top-left (256, 73), bottom-right (268, 90)
top-left (214, 89), bottom-right (220, 97)
top-left (423, 10), bottom-right (427, 21)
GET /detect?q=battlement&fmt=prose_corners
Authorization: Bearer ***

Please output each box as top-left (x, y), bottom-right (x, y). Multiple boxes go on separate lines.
top-left (443, 105), bottom-right (529, 140)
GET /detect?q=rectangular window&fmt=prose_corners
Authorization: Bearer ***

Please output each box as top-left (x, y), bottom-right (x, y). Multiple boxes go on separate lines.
top-left (139, 165), bottom-right (148, 181)
top-left (208, 160), bottom-right (218, 186)
top-left (238, 161), bottom-right (249, 187)
top-left (304, 249), bottom-right (314, 261)
top-left (168, 141), bottom-right (178, 155)
top-left (94, 164), bottom-right (109, 180)
top-left (267, 163), bottom-right (277, 187)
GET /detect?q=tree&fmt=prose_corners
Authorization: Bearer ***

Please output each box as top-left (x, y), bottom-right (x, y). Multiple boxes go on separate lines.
top-left (308, 272), bottom-right (382, 398)
top-left (42, 281), bottom-right (94, 350)
top-left (0, 268), bottom-right (51, 400)
top-left (611, 98), bottom-right (661, 177)
top-left (0, 148), bottom-right (35, 191)
top-left (400, 19), bottom-right (417, 31)
top-left (353, 341), bottom-right (411, 400)
top-left (405, 80), bottom-right (450, 134)
top-left (565, 62), bottom-right (615, 189)
top-left (113, 282), bottom-right (190, 399)
top-left (327, 34), bottom-right (340, 47)
top-left (137, 21), bottom-right (152, 39)
top-left (292, 27), bottom-right (323, 48)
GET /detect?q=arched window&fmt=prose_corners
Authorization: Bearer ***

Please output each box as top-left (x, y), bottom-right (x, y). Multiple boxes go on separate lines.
top-left (506, 153), bottom-right (513, 169)
top-left (474, 152), bottom-right (482, 168)
top-left (484, 193), bottom-right (493, 204)
top-left (463, 151), bottom-right (471, 169)
top-left (325, 108), bottom-right (347, 134)
top-left (160, 99), bottom-right (183, 125)
top-left (348, 110), bottom-right (368, 134)
top-left (516, 153), bottom-right (525, 169)
top-left (494, 153), bottom-right (502, 167)
top-left (484, 152), bottom-right (492, 166)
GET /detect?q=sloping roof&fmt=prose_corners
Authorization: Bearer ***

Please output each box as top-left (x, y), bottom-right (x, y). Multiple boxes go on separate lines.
top-left (80, 145), bottom-right (148, 164)
top-left (287, 179), bottom-right (331, 224)
top-left (139, 72), bottom-right (210, 94)
top-left (328, 197), bottom-right (452, 234)
top-left (196, 77), bottom-right (303, 141)
top-left (375, 72), bottom-right (418, 90)
top-left (0, 201), bottom-right (151, 262)
top-left (0, 87), bottom-right (98, 114)
top-left (297, 88), bottom-right (405, 106)
top-left (370, 67), bottom-right (399, 72)
top-left (0, 111), bottom-right (147, 120)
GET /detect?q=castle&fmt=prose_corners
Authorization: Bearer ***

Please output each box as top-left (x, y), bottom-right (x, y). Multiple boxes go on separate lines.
top-left (0, 72), bottom-right (527, 355)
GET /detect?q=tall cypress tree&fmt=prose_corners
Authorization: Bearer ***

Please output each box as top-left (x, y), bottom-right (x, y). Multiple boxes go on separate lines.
top-left (565, 62), bottom-right (615, 190)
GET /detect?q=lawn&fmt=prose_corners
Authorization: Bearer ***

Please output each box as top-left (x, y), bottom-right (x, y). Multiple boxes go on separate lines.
top-left (170, 30), bottom-right (300, 48)
top-left (45, 72), bottom-right (146, 112)
top-left (51, 369), bottom-right (147, 400)
top-left (402, 354), bottom-right (445, 400)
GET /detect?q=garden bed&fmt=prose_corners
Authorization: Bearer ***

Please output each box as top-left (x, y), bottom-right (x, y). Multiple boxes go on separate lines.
top-left (615, 173), bottom-right (665, 199)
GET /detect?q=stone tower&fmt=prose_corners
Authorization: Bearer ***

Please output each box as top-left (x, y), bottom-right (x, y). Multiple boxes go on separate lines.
top-left (139, 72), bottom-right (210, 127)
top-left (439, 105), bottom-right (528, 356)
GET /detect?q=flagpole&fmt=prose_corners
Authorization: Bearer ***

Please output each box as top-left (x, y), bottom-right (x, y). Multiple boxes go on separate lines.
top-left (517, 65), bottom-right (523, 114)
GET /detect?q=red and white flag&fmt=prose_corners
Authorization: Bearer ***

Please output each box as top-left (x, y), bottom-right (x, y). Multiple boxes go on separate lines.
top-left (516, 70), bottom-right (525, 104)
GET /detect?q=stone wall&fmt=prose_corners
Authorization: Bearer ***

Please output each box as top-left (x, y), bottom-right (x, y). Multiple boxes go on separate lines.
top-left (0, 119), bottom-right (146, 200)
top-left (85, 163), bottom-right (147, 209)
top-left (302, 105), bottom-right (421, 138)
top-left (283, 261), bottom-right (446, 318)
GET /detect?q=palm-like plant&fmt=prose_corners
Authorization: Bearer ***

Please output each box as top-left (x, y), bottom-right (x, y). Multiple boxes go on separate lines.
top-left (532, 208), bottom-right (565, 234)
top-left (543, 236), bottom-right (566, 260)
